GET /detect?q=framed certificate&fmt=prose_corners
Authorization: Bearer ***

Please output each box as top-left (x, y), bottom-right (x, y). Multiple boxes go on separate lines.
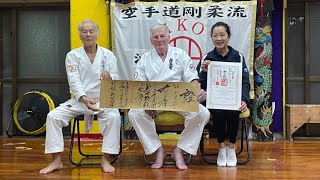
top-left (206, 61), bottom-right (242, 111)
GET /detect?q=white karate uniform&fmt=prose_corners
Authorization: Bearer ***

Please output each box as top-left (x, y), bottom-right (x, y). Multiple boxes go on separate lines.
top-left (129, 46), bottom-right (210, 155)
top-left (45, 46), bottom-right (121, 155)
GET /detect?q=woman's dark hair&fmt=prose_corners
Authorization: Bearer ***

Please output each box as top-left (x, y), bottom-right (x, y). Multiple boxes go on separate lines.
top-left (210, 22), bottom-right (231, 37)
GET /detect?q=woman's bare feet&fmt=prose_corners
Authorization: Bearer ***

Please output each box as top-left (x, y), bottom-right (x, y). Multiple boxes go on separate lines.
top-left (172, 147), bottom-right (188, 170)
top-left (39, 153), bottom-right (63, 175)
top-left (151, 146), bottom-right (166, 169)
top-left (101, 154), bottom-right (115, 173)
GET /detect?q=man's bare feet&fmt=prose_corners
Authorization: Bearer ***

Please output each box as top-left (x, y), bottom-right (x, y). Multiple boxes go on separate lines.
top-left (151, 146), bottom-right (166, 169)
top-left (172, 147), bottom-right (188, 170)
top-left (101, 154), bottom-right (115, 173)
top-left (39, 153), bottom-right (63, 175)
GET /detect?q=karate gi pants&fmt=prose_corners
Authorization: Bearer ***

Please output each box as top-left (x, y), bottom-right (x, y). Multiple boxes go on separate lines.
top-left (128, 104), bottom-right (210, 155)
top-left (44, 99), bottom-right (121, 155)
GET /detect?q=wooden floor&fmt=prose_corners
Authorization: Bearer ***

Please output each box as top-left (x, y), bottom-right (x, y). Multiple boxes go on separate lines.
top-left (1, 136), bottom-right (320, 179)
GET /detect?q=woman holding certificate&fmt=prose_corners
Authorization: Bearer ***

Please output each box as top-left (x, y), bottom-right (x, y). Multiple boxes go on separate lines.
top-left (197, 22), bottom-right (250, 167)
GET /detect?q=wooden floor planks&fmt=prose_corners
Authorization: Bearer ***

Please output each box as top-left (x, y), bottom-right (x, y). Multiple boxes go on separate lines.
top-left (1, 136), bottom-right (320, 179)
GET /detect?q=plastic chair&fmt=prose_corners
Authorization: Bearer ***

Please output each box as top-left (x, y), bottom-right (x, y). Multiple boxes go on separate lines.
top-left (69, 114), bottom-right (122, 166)
top-left (199, 109), bottom-right (250, 165)
top-left (143, 112), bottom-right (192, 165)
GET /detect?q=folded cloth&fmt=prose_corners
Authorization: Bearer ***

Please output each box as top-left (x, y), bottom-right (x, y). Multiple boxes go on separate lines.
top-left (84, 109), bottom-right (94, 133)
top-left (83, 97), bottom-right (100, 133)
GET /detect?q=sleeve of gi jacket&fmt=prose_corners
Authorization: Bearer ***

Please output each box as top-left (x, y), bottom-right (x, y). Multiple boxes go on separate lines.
top-left (65, 52), bottom-right (86, 101)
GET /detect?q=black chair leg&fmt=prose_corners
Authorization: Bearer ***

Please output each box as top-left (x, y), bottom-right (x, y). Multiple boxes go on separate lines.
top-left (69, 118), bottom-right (79, 166)
top-left (238, 119), bottom-right (250, 164)
top-left (75, 119), bottom-right (102, 158)
top-left (69, 118), bottom-right (121, 166)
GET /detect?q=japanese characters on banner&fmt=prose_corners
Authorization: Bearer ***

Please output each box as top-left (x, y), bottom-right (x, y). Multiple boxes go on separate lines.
top-left (110, 0), bottom-right (257, 88)
top-left (100, 80), bottom-right (200, 112)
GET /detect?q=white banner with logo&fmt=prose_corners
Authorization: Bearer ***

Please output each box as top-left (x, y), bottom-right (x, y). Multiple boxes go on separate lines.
top-left (110, 0), bottom-right (257, 81)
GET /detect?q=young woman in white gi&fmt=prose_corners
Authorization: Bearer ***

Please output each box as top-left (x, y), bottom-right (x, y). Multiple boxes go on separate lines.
top-left (128, 24), bottom-right (210, 170)
top-left (39, 19), bottom-right (121, 174)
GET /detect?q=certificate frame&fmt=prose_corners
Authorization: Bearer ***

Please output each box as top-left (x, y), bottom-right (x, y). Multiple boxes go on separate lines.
top-left (206, 61), bottom-right (242, 111)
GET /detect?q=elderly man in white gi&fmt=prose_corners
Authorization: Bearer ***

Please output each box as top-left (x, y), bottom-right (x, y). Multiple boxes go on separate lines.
top-left (39, 19), bottom-right (121, 174)
top-left (128, 24), bottom-right (210, 170)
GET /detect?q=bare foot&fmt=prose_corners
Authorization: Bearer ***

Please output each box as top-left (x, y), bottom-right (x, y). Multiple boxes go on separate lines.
top-left (101, 154), bottom-right (115, 173)
top-left (151, 146), bottom-right (166, 169)
top-left (172, 147), bottom-right (188, 170)
top-left (39, 158), bottom-right (63, 175)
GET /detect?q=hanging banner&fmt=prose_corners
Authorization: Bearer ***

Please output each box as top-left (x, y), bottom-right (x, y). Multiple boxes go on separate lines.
top-left (252, 0), bottom-right (274, 141)
top-left (100, 80), bottom-right (199, 112)
top-left (110, 1), bottom-right (256, 96)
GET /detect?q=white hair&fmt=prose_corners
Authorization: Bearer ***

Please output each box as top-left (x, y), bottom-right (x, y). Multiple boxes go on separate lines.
top-left (77, 18), bottom-right (99, 36)
top-left (150, 23), bottom-right (170, 36)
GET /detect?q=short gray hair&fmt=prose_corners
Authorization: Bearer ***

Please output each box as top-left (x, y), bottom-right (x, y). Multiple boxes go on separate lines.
top-left (150, 23), bottom-right (170, 36)
top-left (77, 19), bottom-right (99, 36)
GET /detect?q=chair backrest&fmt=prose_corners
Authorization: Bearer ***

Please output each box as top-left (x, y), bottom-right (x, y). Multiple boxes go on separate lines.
top-left (239, 109), bottom-right (250, 119)
top-left (154, 108), bottom-right (250, 133)
top-left (155, 112), bottom-right (184, 125)
top-left (155, 112), bottom-right (185, 132)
